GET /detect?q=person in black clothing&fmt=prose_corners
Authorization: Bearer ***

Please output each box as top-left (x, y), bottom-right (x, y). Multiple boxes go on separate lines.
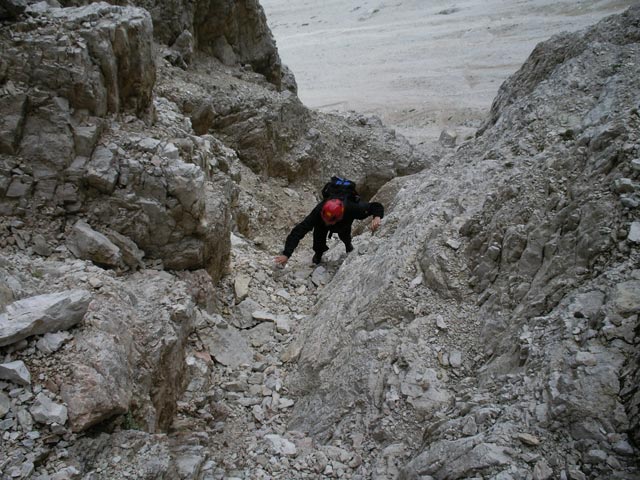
top-left (274, 197), bottom-right (384, 266)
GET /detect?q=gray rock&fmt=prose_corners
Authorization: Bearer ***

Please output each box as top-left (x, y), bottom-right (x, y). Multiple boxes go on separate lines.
top-left (435, 315), bottom-right (448, 330)
top-left (439, 129), bottom-right (458, 148)
top-left (0, 93), bottom-right (27, 155)
top-left (612, 178), bottom-right (636, 194)
top-left (204, 325), bottom-right (254, 368)
top-left (628, 222), bottom-right (640, 243)
top-left (583, 449), bottom-right (607, 464)
top-left (233, 298), bottom-right (262, 329)
top-left (32, 234), bottom-right (53, 256)
top-left (72, 123), bottom-right (102, 158)
top-left (401, 439), bottom-right (511, 478)
top-left (264, 434), bottom-right (297, 456)
top-left (275, 315), bottom-right (292, 334)
top-left (247, 322), bottom-right (275, 348)
top-left (533, 459), bottom-right (553, 480)
top-left (36, 331), bottom-right (73, 354)
top-left (620, 194), bottom-right (640, 208)
top-left (0, 360), bottom-right (31, 386)
top-left (175, 452), bottom-right (205, 478)
top-left (234, 274), bottom-right (251, 303)
top-left (252, 310), bottom-right (278, 323)
top-left (449, 350), bottom-right (463, 368)
top-left (311, 266), bottom-right (329, 286)
top-left (30, 392), bottom-right (68, 425)
top-left (16, 407), bottom-right (33, 430)
top-left (168, 30), bottom-right (194, 69)
top-left (85, 146), bottom-right (118, 194)
top-left (575, 351), bottom-right (597, 366)
top-left (515, 433), bottom-right (541, 446)
top-left (612, 280), bottom-right (640, 315)
top-left (50, 466), bottom-right (81, 480)
top-left (67, 221), bottom-right (122, 268)
top-left (0, 391), bottom-right (9, 417)
top-left (103, 229), bottom-right (145, 269)
top-left (0, 290), bottom-right (91, 347)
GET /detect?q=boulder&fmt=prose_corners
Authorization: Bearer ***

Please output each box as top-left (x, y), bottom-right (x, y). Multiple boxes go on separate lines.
top-left (0, 290), bottom-right (91, 347)
top-left (1, 3), bottom-right (155, 117)
top-left (66, 221), bottom-right (122, 268)
top-left (203, 325), bottom-right (254, 368)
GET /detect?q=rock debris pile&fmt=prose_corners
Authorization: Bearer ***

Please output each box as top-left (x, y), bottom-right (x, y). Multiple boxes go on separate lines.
top-left (0, 0), bottom-right (639, 479)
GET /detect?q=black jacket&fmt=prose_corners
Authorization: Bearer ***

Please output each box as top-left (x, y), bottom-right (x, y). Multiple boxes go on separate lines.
top-left (282, 200), bottom-right (384, 257)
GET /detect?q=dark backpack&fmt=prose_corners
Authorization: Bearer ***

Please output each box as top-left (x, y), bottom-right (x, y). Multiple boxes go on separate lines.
top-left (321, 176), bottom-right (360, 203)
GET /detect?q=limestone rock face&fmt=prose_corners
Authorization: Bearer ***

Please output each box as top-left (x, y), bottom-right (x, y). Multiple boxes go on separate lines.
top-left (63, 0), bottom-right (286, 88)
top-left (0, 2), bottom-right (235, 274)
top-left (160, 68), bottom-right (423, 196)
top-left (287, 9), bottom-right (640, 479)
top-left (58, 269), bottom-right (197, 432)
top-left (1, 3), bottom-right (155, 118)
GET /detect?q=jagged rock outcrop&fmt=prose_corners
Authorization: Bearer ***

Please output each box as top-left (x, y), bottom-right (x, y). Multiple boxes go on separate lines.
top-left (61, 0), bottom-right (288, 89)
top-left (288, 7), bottom-right (640, 479)
top-left (0, 3), bottom-right (236, 276)
top-left (157, 57), bottom-right (423, 199)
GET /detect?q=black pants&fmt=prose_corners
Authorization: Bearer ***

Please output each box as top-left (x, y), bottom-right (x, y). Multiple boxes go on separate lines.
top-left (313, 223), bottom-right (352, 256)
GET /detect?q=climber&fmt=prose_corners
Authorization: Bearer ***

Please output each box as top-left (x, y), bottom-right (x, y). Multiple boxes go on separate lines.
top-left (274, 192), bottom-right (384, 267)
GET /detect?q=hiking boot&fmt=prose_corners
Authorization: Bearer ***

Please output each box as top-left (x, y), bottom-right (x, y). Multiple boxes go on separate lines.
top-left (312, 253), bottom-right (323, 264)
top-left (345, 243), bottom-right (354, 253)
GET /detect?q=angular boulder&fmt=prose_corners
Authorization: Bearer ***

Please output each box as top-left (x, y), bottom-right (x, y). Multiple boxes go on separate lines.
top-left (0, 290), bottom-right (91, 347)
top-left (66, 220), bottom-right (122, 268)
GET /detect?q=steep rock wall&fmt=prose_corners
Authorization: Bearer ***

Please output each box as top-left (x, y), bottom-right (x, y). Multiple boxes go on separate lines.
top-left (289, 7), bottom-right (640, 479)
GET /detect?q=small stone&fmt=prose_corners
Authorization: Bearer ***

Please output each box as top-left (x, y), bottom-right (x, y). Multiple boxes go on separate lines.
top-left (533, 460), bottom-right (553, 480)
top-left (628, 222), bottom-right (640, 244)
top-left (32, 235), bottom-right (53, 256)
top-left (435, 315), bottom-right (448, 331)
top-left (275, 289), bottom-right (291, 300)
top-left (620, 194), bottom-right (640, 208)
top-left (36, 331), bottom-right (73, 354)
top-left (575, 351), bottom-right (596, 366)
top-left (439, 129), bottom-right (457, 147)
top-left (311, 266), bottom-right (329, 286)
top-left (612, 440), bottom-right (635, 456)
top-left (0, 392), bottom-right (10, 417)
top-left (30, 392), bottom-right (68, 425)
top-left (516, 433), bottom-right (541, 446)
top-left (445, 239), bottom-right (461, 250)
top-left (234, 274), bottom-right (251, 303)
top-left (275, 316), bottom-right (292, 334)
top-left (584, 449), bottom-right (607, 464)
top-left (449, 351), bottom-right (463, 368)
top-left (568, 468), bottom-right (586, 480)
top-left (88, 277), bottom-right (103, 289)
top-left (612, 178), bottom-right (636, 194)
top-left (264, 434), bottom-right (297, 456)
top-left (278, 398), bottom-right (294, 409)
top-left (138, 137), bottom-right (160, 152)
top-left (0, 361), bottom-right (31, 386)
top-left (252, 310), bottom-right (277, 322)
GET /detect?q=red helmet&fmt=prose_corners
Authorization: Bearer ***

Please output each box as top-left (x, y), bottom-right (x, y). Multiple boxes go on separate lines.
top-left (321, 199), bottom-right (345, 224)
